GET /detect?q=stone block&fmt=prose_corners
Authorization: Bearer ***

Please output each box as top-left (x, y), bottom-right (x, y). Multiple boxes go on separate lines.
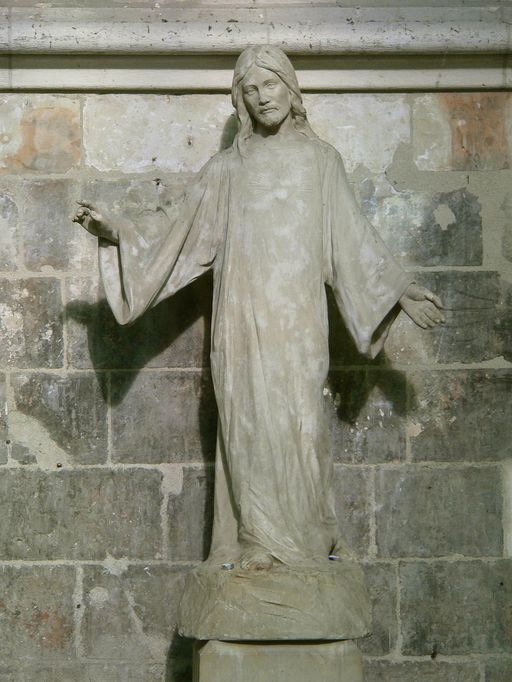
top-left (360, 563), bottom-right (397, 656)
top-left (0, 95), bottom-right (80, 173)
top-left (0, 565), bottom-right (75, 661)
top-left (9, 372), bottom-right (108, 466)
top-left (0, 374), bottom-right (6, 465)
top-left (84, 663), bottom-right (168, 682)
top-left (65, 274), bottom-right (211, 370)
top-left (329, 369), bottom-right (406, 464)
top-left (0, 277), bottom-right (63, 368)
top-left (485, 657), bottom-right (512, 682)
top-left (22, 179), bottom-right (96, 273)
top-left (376, 466), bottom-right (502, 558)
top-left (413, 93), bottom-right (510, 171)
top-left (83, 94), bottom-right (233, 173)
top-left (385, 271), bottom-right (501, 365)
top-left (0, 181), bottom-right (19, 271)
top-left (111, 371), bottom-right (216, 463)
top-left (408, 369), bottom-right (512, 462)
top-left (333, 465), bottom-right (370, 558)
top-left (360, 185), bottom-right (483, 267)
top-left (196, 640), bottom-right (363, 682)
top-left (305, 94), bottom-right (410, 174)
top-left (364, 660), bottom-right (480, 682)
top-left (82, 564), bottom-right (187, 662)
top-left (0, 663), bottom-right (88, 682)
top-left (0, 469), bottom-right (162, 560)
top-left (400, 560), bottom-right (512, 654)
top-left (167, 465), bottom-right (214, 561)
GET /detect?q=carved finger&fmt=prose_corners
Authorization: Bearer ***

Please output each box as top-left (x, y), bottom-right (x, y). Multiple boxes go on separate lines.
top-left (425, 291), bottom-right (444, 309)
top-left (77, 199), bottom-right (94, 209)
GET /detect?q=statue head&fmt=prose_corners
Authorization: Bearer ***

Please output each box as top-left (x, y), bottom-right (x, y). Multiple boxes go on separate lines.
top-left (231, 45), bottom-right (316, 151)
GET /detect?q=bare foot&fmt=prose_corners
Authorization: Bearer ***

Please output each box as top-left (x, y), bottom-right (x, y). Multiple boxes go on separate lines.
top-left (240, 547), bottom-right (273, 570)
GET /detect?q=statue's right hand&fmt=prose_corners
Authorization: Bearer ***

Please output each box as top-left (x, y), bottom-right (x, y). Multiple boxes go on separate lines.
top-left (72, 200), bottom-right (119, 244)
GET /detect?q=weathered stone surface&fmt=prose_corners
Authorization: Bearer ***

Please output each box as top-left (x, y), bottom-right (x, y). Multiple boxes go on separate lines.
top-left (360, 562), bottom-right (397, 656)
top-left (0, 469), bottom-right (162, 559)
top-left (167, 465), bottom-right (214, 561)
top-left (333, 465), bottom-right (370, 558)
top-left (9, 372), bottom-right (108, 466)
top-left (0, 277), bottom-right (63, 368)
top-left (376, 466), bottom-right (502, 558)
top-left (409, 370), bottom-right (512, 462)
top-left (329, 369), bottom-right (406, 464)
top-left (83, 94), bottom-right (233, 173)
top-left (364, 660), bottom-right (480, 682)
top-left (0, 374), bottom-right (7, 465)
top-left (22, 179), bottom-right (96, 272)
top-left (111, 371), bottom-right (216, 463)
top-left (65, 275), bottom-right (211, 370)
top-left (82, 564), bottom-right (186, 661)
top-left (360, 185), bottom-right (483, 266)
top-left (413, 93), bottom-right (511, 171)
top-left (0, 182), bottom-right (19, 271)
top-left (305, 94), bottom-right (410, 174)
top-left (0, 95), bottom-right (80, 173)
top-left (386, 271), bottom-right (501, 365)
top-left (0, 663), bottom-right (88, 682)
top-left (485, 657), bottom-right (512, 682)
top-left (400, 560), bottom-right (512, 654)
top-left (0, 566), bottom-right (75, 661)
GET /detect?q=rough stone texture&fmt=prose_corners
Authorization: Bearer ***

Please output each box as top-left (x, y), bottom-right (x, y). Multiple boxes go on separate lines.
top-left (0, 95), bottom-right (80, 173)
top-left (65, 275), bottom-right (211, 371)
top-left (0, 374), bottom-right (7, 465)
top-left (0, 565), bottom-right (75, 661)
top-left (400, 560), bottom-right (512, 655)
top-left (83, 94), bottom-right (234, 173)
top-left (329, 369), bottom-right (406, 465)
top-left (333, 465), bottom-right (370, 558)
top-left (305, 94), bottom-right (410, 174)
top-left (360, 185), bottom-right (483, 267)
top-left (111, 371), bottom-right (216, 463)
top-left (485, 657), bottom-right (512, 682)
top-left (0, 277), bottom-right (63, 368)
top-left (9, 372), bottom-right (108, 466)
top-left (360, 562), bottom-right (397, 656)
top-left (364, 660), bottom-right (481, 682)
top-left (376, 466), bottom-right (503, 558)
top-left (408, 369), bottom-right (512, 462)
top-left (0, 181), bottom-right (19, 271)
top-left (82, 564), bottom-right (187, 662)
top-left (167, 465), bottom-right (214, 562)
top-left (0, 469), bottom-right (162, 559)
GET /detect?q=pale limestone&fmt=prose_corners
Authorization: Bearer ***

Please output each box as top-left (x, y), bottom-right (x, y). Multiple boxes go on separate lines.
top-left (83, 94), bottom-right (233, 173)
top-left (305, 94), bottom-right (410, 174)
top-left (412, 94), bottom-right (452, 171)
top-left (194, 640), bottom-right (363, 682)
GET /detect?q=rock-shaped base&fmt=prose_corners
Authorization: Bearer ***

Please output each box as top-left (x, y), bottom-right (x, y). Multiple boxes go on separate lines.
top-left (193, 640), bottom-right (364, 682)
top-left (178, 559), bottom-right (371, 640)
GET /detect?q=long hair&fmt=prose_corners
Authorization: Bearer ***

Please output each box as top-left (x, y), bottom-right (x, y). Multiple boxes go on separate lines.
top-left (231, 45), bottom-right (317, 154)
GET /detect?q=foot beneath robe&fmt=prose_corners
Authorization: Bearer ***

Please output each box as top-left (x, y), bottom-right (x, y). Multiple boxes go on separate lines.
top-left (240, 547), bottom-right (274, 570)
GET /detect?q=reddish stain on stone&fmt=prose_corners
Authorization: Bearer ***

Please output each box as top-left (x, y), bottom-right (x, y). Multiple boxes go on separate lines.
top-left (3, 105), bottom-right (80, 173)
top-left (440, 93), bottom-right (510, 171)
top-left (26, 607), bottom-right (72, 649)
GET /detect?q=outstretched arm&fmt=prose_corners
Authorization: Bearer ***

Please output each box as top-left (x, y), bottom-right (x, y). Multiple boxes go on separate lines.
top-left (399, 283), bottom-right (445, 329)
top-left (72, 200), bottom-right (123, 244)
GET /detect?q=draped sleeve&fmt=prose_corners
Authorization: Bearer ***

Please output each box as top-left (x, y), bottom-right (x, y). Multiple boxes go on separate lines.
top-left (99, 152), bottom-right (228, 325)
top-left (322, 144), bottom-right (414, 358)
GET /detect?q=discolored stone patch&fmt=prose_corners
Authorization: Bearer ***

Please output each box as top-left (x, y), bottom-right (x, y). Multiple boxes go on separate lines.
top-left (364, 660), bottom-right (480, 682)
top-left (0, 469), bottom-right (162, 560)
top-left (0, 565), bottom-right (75, 660)
top-left (333, 465), bottom-right (371, 558)
top-left (10, 372), bottom-right (108, 466)
top-left (111, 371), bottom-right (217, 463)
top-left (408, 370), bottom-right (512, 461)
top-left (0, 278), bottom-right (63, 368)
top-left (376, 466), bottom-right (502, 558)
top-left (0, 374), bottom-right (7, 465)
top-left (400, 560), bottom-right (512, 655)
top-left (485, 657), bottom-right (512, 682)
top-left (360, 562), bottom-right (397, 656)
top-left (0, 95), bottom-right (80, 174)
top-left (0, 183), bottom-right (19, 271)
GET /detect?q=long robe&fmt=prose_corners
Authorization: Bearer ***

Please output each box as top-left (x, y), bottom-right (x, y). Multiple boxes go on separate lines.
top-left (99, 136), bottom-right (413, 566)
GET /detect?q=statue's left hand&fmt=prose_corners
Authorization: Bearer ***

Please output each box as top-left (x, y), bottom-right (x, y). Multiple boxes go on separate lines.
top-left (399, 283), bottom-right (445, 329)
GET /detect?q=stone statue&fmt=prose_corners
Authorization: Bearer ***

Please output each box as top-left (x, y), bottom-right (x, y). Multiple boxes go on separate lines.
top-left (72, 46), bottom-right (444, 642)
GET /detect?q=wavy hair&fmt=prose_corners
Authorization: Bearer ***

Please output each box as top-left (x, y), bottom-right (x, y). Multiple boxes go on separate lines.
top-left (231, 45), bottom-right (317, 154)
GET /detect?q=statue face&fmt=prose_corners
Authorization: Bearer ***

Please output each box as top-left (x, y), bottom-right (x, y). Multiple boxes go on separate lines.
top-left (241, 65), bottom-right (292, 131)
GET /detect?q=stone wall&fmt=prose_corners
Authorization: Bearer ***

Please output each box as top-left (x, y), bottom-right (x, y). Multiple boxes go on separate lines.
top-left (0, 90), bottom-right (511, 681)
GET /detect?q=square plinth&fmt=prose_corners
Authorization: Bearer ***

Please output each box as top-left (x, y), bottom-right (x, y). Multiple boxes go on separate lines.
top-left (194, 640), bottom-right (363, 682)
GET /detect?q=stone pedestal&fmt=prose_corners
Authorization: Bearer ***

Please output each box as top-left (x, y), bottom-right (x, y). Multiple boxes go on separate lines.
top-left (193, 640), bottom-right (363, 682)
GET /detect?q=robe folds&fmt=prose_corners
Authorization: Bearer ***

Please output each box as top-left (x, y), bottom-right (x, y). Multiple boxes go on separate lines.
top-left (99, 137), bottom-right (413, 566)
